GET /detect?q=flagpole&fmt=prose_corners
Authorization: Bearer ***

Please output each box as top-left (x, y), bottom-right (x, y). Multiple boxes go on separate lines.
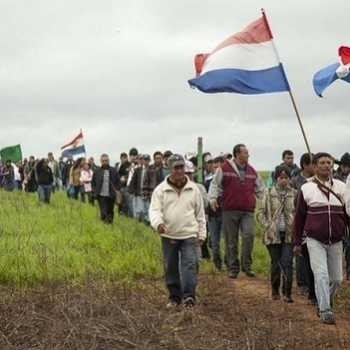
top-left (261, 9), bottom-right (312, 156)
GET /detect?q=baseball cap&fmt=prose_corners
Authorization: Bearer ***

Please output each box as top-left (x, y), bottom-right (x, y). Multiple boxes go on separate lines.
top-left (167, 154), bottom-right (185, 168)
top-left (204, 155), bottom-right (214, 163)
top-left (184, 160), bottom-right (195, 173)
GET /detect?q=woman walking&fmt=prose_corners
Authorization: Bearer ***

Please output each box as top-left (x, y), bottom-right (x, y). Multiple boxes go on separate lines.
top-left (257, 165), bottom-right (297, 302)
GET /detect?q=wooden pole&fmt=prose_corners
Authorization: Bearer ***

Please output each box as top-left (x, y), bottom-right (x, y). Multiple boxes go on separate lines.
top-left (197, 137), bottom-right (203, 184)
top-left (261, 9), bottom-right (312, 157)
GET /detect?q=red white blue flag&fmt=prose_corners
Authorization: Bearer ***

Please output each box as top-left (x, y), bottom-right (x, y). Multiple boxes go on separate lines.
top-left (313, 46), bottom-right (350, 97)
top-left (188, 16), bottom-right (290, 94)
top-left (61, 130), bottom-right (86, 158)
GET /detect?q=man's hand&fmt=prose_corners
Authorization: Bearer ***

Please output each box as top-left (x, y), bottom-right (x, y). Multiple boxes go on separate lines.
top-left (293, 244), bottom-right (302, 257)
top-left (210, 199), bottom-right (218, 212)
top-left (157, 223), bottom-right (167, 234)
top-left (196, 238), bottom-right (205, 246)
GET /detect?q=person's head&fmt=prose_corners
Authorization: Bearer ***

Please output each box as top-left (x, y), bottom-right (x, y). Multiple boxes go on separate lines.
top-left (274, 165), bottom-right (291, 188)
top-left (100, 153), bottom-right (110, 168)
top-left (143, 154), bottom-right (151, 167)
top-left (167, 154), bottom-right (185, 183)
top-left (58, 156), bottom-right (63, 163)
top-left (120, 152), bottom-right (128, 163)
top-left (83, 162), bottom-right (90, 171)
top-left (300, 153), bottom-right (314, 177)
top-left (5, 159), bottom-right (11, 166)
top-left (312, 152), bottom-right (333, 180)
top-left (163, 150), bottom-right (173, 166)
top-left (213, 156), bottom-right (224, 172)
top-left (29, 156), bottom-right (35, 163)
top-left (137, 154), bottom-right (143, 166)
top-left (282, 150), bottom-right (294, 167)
top-left (233, 144), bottom-right (249, 165)
top-left (336, 152), bottom-right (350, 177)
top-left (129, 148), bottom-right (138, 163)
top-left (184, 160), bottom-right (195, 181)
top-left (153, 151), bottom-right (163, 167)
top-left (88, 156), bottom-right (95, 165)
top-left (204, 154), bottom-right (214, 173)
top-left (47, 152), bottom-right (54, 161)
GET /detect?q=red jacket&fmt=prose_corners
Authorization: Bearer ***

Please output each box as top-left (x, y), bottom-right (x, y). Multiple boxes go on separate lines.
top-left (221, 161), bottom-right (258, 212)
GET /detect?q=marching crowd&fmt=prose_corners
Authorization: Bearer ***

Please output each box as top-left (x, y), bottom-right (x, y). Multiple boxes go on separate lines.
top-left (1, 145), bottom-right (350, 325)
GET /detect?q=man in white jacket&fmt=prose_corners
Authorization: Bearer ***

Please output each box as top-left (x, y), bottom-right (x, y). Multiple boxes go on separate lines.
top-left (149, 154), bottom-right (206, 308)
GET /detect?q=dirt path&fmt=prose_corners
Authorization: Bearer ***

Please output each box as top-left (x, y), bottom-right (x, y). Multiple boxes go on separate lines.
top-left (200, 272), bottom-right (350, 338)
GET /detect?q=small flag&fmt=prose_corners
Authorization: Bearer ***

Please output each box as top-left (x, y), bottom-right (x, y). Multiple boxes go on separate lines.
top-left (61, 131), bottom-right (86, 158)
top-left (188, 16), bottom-right (290, 94)
top-left (313, 46), bottom-right (350, 97)
top-left (0, 144), bottom-right (22, 163)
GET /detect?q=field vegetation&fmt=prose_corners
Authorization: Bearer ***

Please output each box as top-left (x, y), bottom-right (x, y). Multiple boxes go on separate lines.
top-left (0, 182), bottom-right (350, 349)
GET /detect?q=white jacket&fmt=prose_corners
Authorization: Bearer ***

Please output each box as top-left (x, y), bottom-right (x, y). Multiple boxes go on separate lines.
top-left (149, 176), bottom-right (206, 240)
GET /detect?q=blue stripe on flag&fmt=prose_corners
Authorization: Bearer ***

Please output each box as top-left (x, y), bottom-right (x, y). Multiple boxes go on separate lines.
top-left (188, 64), bottom-right (290, 94)
top-left (61, 145), bottom-right (86, 158)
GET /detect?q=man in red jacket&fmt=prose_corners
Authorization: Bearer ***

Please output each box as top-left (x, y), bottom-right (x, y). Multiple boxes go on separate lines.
top-left (209, 144), bottom-right (265, 279)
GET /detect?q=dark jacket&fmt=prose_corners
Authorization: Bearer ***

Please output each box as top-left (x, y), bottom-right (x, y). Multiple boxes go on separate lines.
top-left (128, 167), bottom-right (143, 197)
top-left (92, 166), bottom-right (120, 198)
top-left (36, 160), bottom-right (54, 185)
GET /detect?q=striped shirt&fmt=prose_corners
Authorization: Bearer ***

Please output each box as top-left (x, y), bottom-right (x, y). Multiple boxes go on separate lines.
top-left (100, 169), bottom-right (110, 197)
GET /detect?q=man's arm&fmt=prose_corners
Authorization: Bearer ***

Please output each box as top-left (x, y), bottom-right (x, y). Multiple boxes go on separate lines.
top-left (194, 189), bottom-right (206, 241)
top-left (254, 174), bottom-right (265, 199)
top-left (208, 168), bottom-right (223, 211)
top-left (149, 188), bottom-right (165, 233)
top-left (292, 187), bottom-right (308, 255)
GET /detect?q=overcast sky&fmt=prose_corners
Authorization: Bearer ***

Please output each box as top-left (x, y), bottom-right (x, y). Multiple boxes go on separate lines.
top-left (0, 0), bottom-right (349, 170)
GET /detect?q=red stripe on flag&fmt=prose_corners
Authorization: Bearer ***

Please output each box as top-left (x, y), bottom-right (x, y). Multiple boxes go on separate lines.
top-left (61, 131), bottom-right (83, 150)
top-left (339, 46), bottom-right (350, 66)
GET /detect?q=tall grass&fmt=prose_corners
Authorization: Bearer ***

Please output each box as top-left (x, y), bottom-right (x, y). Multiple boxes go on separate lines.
top-left (0, 190), bottom-right (163, 288)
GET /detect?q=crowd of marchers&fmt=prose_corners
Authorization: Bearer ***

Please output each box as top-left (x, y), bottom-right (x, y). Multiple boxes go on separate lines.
top-left (2, 146), bottom-right (350, 325)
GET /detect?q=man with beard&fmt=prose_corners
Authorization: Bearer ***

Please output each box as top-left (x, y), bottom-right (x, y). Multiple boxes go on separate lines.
top-left (92, 154), bottom-right (121, 224)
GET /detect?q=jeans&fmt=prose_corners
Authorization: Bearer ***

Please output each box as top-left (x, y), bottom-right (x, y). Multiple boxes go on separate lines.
top-left (343, 235), bottom-right (350, 275)
top-left (296, 255), bottom-right (308, 287)
top-left (161, 236), bottom-right (197, 302)
top-left (301, 243), bottom-right (316, 301)
top-left (121, 186), bottom-right (134, 218)
top-left (38, 184), bottom-right (52, 203)
top-left (133, 196), bottom-right (150, 221)
top-left (222, 210), bottom-right (254, 273)
top-left (306, 237), bottom-right (342, 314)
top-left (97, 196), bottom-right (115, 223)
top-left (266, 239), bottom-right (293, 296)
top-left (208, 215), bottom-right (223, 265)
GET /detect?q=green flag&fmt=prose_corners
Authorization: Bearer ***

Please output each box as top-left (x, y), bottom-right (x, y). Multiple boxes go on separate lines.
top-left (0, 144), bottom-right (22, 163)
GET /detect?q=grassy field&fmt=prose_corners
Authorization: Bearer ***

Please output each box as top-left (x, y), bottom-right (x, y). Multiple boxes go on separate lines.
top-left (0, 187), bottom-right (269, 290)
top-left (1, 184), bottom-right (350, 350)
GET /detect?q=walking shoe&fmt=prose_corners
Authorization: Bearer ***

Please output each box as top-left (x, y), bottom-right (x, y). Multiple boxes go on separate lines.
top-left (244, 269), bottom-right (255, 278)
top-left (307, 298), bottom-right (318, 306)
top-left (183, 297), bottom-right (195, 308)
top-left (321, 312), bottom-right (335, 325)
top-left (228, 271), bottom-right (238, 279)
top-left (283, 295), bottom-right (294, 303)
top-left (166, 299), bottom-right (180, 309)
top-left (272, 292), bottom-right (280, 300)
